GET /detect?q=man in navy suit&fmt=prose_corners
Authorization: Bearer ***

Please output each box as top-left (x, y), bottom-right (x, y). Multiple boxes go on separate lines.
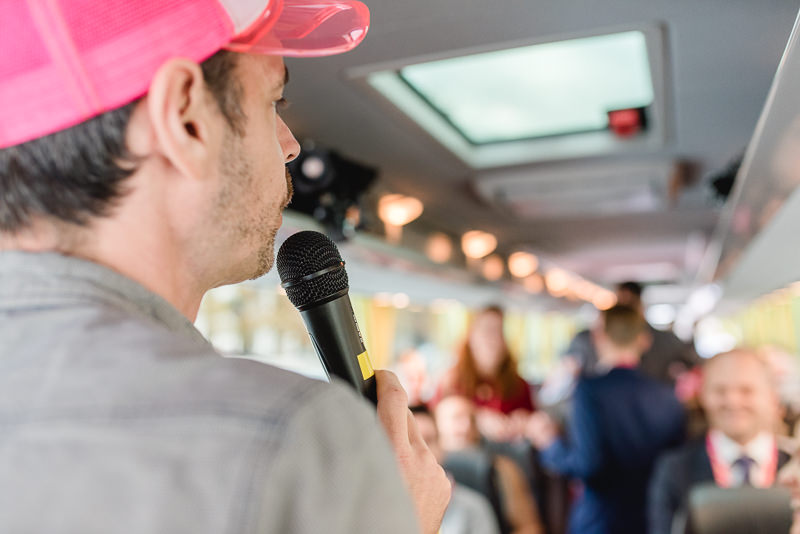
top-left (561, 281), bottom-right (700, 383)
top-left (649, 349), bottom-right (788, 534)
top-left (527, 305), bottom-right (686, 534)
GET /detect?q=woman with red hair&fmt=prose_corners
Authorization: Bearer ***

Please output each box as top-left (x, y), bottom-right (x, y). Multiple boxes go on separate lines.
top-left (434, 306), bottom-right (535, 441)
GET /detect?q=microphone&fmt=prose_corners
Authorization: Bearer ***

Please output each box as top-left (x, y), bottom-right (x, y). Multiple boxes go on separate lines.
top-left (276, 230), bottom-right (377, 404)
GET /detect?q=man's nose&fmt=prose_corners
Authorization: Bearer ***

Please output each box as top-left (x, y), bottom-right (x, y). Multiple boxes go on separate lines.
top-left (280, 119), bottom-right (301, 163)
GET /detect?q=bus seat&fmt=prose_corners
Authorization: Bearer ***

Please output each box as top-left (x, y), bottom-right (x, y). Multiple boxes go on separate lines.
top-left (442, 449), bottom-right (509, 534)
top-left (681, 484), bottom-right (792, 534)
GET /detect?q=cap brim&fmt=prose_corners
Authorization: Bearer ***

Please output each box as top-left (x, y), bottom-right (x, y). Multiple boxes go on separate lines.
top-left (225, 0), bottom-right (369, 58)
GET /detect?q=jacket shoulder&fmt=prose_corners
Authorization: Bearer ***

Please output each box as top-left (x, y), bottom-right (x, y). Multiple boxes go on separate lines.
top-left (655, 440), bottom-right (709, 483)
top-left (659, 440), bottom-right (705, 465)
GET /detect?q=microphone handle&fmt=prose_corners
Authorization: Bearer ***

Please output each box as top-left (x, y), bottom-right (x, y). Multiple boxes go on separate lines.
top-left (299, 295), bottom-right (378, 405)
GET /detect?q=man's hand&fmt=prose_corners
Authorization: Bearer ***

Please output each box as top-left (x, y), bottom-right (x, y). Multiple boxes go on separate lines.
top-left (525, 411), bottom-right (559, 450)
top-left (375, 370), bottom-right (451, 534)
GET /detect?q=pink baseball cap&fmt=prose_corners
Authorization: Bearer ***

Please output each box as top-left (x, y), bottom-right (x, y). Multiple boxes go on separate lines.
top-left (0, 0), bottom-right (370, 148)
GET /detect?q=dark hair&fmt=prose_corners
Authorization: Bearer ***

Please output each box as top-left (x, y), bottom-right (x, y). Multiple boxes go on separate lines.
top-left (616, 281), bottom-right (643, 298)
top-left (0, 50), bottom-right (244, 232)
top-left (602, 304), bottom-right (646, 347)
top-left (409, 404), bottom-right (433, 417)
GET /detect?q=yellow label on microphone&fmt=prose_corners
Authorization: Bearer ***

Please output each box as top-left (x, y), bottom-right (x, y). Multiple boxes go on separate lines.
top-left (357, 351), bottom-right (374, 380)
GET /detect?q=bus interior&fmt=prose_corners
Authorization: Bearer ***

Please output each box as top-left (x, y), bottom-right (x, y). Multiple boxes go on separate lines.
top-left (194, 2), bottom-right (800, 533)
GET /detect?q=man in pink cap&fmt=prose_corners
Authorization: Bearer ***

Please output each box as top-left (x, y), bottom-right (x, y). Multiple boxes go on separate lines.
top-left (0, 1), bottom-right (449, 532)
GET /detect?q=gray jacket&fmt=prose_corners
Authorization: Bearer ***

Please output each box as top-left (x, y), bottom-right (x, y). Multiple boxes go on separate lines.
top-left (0, 252), bottom-right (418, 533)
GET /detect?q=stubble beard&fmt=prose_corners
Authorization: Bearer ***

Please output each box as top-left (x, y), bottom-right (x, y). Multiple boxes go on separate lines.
top-left (250, 233), bottom-right (276, 281)
top-left (249, 168), bottom-right (293, 280)
top-left (215, 130), bottom-right (278, 283)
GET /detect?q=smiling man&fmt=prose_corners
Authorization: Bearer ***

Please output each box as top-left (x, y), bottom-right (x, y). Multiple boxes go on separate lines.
top-left (0, 1), bottom-right (449, 532)
top-left (649, 349), bottom-right (789, 534)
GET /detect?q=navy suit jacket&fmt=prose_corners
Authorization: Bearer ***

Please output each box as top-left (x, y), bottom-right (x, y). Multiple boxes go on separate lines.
top-left (648, 439), bottom-right (791, 534)
top-left (540, 367), bottom-right (686, 534)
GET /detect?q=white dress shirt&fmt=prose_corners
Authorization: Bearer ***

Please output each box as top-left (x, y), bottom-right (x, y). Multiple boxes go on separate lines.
top-left (708, 430), bottom-right (777, 488)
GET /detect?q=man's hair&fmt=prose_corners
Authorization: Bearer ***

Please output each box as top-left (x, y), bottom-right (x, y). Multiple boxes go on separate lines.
top-left (602, 304), bottom-right (646, 347)
top-left (704, 349), bottom-right (775, 388)
top-left (616, 281), bottom-right (643, 298)
top-left (0, 50), bottom-right (244, 233)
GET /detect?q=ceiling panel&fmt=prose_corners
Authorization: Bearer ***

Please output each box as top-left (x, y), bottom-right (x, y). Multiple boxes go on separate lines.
top-left (279, 0), bottom-right (800, 290)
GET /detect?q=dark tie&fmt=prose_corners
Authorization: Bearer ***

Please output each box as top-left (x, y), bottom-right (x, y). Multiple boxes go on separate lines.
top-left (733, 455), bottom-right (755, 486)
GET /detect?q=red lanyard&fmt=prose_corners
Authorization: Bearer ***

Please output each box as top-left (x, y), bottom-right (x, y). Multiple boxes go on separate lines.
top-left (705, 434), bottom-right (779, 487)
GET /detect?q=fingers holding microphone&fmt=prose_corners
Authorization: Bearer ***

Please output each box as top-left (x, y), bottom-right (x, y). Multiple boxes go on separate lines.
top-left (375, 370), bottom-right (451, 534)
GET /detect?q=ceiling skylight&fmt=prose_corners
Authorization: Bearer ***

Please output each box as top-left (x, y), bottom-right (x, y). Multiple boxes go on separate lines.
top-left (396, 31), bottom-right (654, 145)
top-left (355, 27), bottom-right (665, 168)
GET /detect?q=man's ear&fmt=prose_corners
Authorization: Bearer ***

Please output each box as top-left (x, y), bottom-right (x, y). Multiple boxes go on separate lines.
top-left (145, 58), bottom-right (218, 181)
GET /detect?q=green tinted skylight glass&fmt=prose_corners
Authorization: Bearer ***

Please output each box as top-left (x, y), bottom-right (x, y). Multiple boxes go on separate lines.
top-left (398, 31), bottom-right (654, 145)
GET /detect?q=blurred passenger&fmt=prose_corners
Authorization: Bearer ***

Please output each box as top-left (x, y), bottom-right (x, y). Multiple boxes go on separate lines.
top-left (649, 349), bottom-right (789, 534)
top-left (527, 305), bottom-right (685, 534)
top-left (435, 395), bottom-right (544, 534)
top-left (536, 354), bottom-right (581, 427)
top-left (410, 405), bottom-right (501, 534)
top-left (396, 347), bottom-right (431, 406)
top-left (778, 440), bottom-right (800, 534)
top-left (434, 306), bottom-right (534, 442)
top-left (673, 364), bottom-right (709, 441)
top-left (758, 345), bottom-right (800, 435)
top-left (561, 281), bottom-right (699, 383)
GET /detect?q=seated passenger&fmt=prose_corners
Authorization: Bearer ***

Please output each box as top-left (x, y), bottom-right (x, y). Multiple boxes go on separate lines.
top-left (778, 437), bottom-right (800, 534)
top-left (396, 347), bottom-right (432, 406)
top-left (649, 349), bottom-right (790, 534)
top-left (435, 395), bottom-right (544, 534)
top-left (758, 345), bottom-right (800, 435)
top-left (526, 305), bottom-right (685, 534)
top-left (410, 405), bottom-right (501, 534)
top-left (433, 306), bottom-right (535, 442)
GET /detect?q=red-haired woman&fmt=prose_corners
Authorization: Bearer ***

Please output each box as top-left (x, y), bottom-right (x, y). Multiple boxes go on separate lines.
top-left (433, 306), bottom-right (535, 442)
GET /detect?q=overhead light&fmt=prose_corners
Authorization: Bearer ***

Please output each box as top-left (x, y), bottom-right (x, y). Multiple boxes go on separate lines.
top-left (426, 232), bottom-right (453, 263)
top-left (508, 251), bottom-right (539, 278)
top-left (572, 279), bottom-right (590, 300)
top-left (482, 254), bottom-right (505, 281)
top-left (378, 194), bottom-right (424, 226)
top-left (523, 273), bottom-right (544, 294)
top-left (378, 194), bottom-right (424, 243)
top-left (593, 291), bottom-right (617, 310)
top-left (574, 279), bottom-right (601, 302)
top-left (461, 230), bottom-right (497, 259)
top-left (545, 268), bottom-right (571, 294)
top-left (549, 287), bottom-right (569, 298)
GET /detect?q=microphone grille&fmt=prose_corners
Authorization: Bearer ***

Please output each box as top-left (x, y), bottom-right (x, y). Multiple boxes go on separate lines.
top-left (276, 231), bottom-right (349, 309)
